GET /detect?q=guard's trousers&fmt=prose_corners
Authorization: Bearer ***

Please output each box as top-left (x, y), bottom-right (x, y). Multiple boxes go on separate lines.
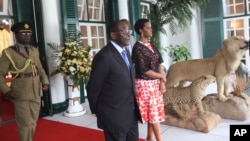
top-left (14, 98), bottom-right (41, 141)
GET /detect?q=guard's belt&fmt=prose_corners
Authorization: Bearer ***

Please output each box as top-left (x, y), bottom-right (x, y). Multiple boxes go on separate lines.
top-left (16, 72), bottom-right (37, 78)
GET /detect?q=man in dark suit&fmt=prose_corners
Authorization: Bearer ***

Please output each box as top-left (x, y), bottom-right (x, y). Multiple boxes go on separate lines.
top-left (87, 20), bottom-right (141, 141)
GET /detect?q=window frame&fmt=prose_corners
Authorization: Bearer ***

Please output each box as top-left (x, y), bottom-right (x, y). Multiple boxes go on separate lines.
top-left (222, 0), bottom-right (246, 17)
top-left (223, 16), bottom-right (250, 67)
top-left (223, 17), bottom-right (247, 37)
top-left (0, 0), bottom-right (8, 15)
top-left (222, 0), bottom-right (250, 67)
top-left (79, 22), bottom-right (107, 55)
top-left (78, 0), bottom-right (105, 22)
top-left (140, 2), bottom-right (150, 19)
top-left (78, 0), bottom-right (107, 54)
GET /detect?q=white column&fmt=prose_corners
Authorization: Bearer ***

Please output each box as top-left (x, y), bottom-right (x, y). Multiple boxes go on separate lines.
top-left (42, 0), bottom-right (61, 43)
top-left (49, 74), bottom-right (66, 103)
top-left (189, 8), bottom-right (203, 59)
top-left (42, 0), bottom-right (66, 104)
top-left (118, 0), bottom-right (129, 19)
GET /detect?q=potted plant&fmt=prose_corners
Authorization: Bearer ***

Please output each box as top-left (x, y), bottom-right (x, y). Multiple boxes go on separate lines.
top-left (47, 31), bottom-right (93, 117)
top-left (47, 32), bottom-right (92, 86)
top-left (165, 43), bottom-right (191, 62)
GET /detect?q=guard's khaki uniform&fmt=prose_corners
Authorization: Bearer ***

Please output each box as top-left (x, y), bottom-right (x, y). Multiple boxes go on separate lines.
top-left (0, 44), bottom-right (49, 141)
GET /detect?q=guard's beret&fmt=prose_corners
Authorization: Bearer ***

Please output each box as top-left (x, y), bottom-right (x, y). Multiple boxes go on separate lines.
top-left (11, 22), bottom-right (32, 34)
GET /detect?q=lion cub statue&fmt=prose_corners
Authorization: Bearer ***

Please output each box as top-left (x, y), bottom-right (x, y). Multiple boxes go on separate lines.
top-left (166, 36), bottom-right (249, 101)
top-left (164, 75), bottom-right (215, 118)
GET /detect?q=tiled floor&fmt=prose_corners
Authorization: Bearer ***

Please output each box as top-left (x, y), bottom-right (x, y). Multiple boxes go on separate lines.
top-left (44, 98), bottom-right (250, 141)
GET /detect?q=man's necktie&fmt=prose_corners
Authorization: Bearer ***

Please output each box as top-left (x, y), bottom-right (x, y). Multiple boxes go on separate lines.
top-left (24, 46), bottom-right (29, 54)
top-left (121, 50), bottom-right (130, 70)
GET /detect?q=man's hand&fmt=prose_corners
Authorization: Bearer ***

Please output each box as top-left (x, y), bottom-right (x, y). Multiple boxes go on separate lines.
top-left (5, 90), bottom-right (19, 99)
top-left (42, 84), bottom-right (49, 91)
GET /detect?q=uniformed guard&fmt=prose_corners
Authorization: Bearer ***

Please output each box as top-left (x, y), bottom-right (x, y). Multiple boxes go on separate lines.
top-left (0, 22), bottom-right (49, 141)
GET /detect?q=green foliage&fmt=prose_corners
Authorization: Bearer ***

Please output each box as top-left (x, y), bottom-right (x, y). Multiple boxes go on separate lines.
top-left (150, 0), bottom-right (208, 36)
top-left (165, 44), bottom-right (191, 62)
top-left (149, 0), bottom-right (208, 53)
top-left (150, 36), bottom-right (163, 53)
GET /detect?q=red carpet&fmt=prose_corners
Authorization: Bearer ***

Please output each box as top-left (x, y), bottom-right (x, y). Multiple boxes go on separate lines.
top-left (0, 91), bottom-right (15, 122)
top-left (0, 118), bottom-right (144, 141)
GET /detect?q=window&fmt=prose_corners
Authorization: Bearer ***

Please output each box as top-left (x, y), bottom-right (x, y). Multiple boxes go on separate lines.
top-left (223, 0), bottom-right (250, 67)
top-left (223, 0), bottom-right (245, 17)
top-left (0, 0), bottom-right (7, 15)
top-left (223, 0), bottom-right (249, 38)
top-left (77, 0), bottom-right (106, 55)
top-left (78, 0), bottom-right (88, 20)
top-left (0, 0), bottom-right (13, 54)
top-left (140, 2), bottom-right (150, 19)
top-left (224, 18), bottom-right (245, 37)
top-left (79, 23), bottom-right (106, 55)
top-left (78, 0), bottom-right (105, 21)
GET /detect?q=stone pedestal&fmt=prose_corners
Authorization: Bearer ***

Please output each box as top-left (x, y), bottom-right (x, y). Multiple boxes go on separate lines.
top-left (162, 104), bottom-right (221, 133)
top-left (202, 93), bottom-right (250, 121)
top-left (64, 79), bottom-right (86, 117)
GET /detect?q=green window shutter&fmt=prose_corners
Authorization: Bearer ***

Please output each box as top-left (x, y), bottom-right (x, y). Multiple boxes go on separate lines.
top-left (128, 0), bottom-right (140, 40)
top-left (202, 0), bottom-right (223, 58)
top-left (15, 0), bottom-right (34, 22)
top-left (60, 0), bottom-right (79, 35)
top-left (102, 0), bottom-right (115, 41)
top-left (203, 21), bottom-right (223, 58)
top-left (14, 0), bottom-right (36, 45)
top-left (110, 0), bottom-right (119, 21)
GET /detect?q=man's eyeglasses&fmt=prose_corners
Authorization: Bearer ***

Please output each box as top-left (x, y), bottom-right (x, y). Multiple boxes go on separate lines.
top-left (117, 30), bottom-right (132, 35)
top-left (19, 33), bottom-right (32, 36)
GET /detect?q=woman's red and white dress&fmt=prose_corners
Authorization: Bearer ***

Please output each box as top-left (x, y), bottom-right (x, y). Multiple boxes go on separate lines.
top-left (132, 41), bottom-right (165, 123)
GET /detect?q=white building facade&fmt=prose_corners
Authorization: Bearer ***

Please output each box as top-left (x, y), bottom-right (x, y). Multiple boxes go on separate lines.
top-left (0, 0), bottom-right (249, 115)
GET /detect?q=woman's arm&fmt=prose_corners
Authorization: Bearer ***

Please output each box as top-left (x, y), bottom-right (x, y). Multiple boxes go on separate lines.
top-left (159, 64), bottom-right (166, 93)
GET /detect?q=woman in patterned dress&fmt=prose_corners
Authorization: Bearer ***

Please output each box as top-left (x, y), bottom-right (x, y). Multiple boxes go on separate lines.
top-left (132, 18), bottom-right (166, 141)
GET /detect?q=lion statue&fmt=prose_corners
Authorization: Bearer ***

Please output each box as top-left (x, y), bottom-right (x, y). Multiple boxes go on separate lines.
top-left (164, 75), bottom-right (215, 117)
top-left (166, 36), bottom-right (249, 101)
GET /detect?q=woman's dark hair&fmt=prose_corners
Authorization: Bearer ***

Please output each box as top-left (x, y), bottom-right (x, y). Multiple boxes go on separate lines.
top-left (134, 18), bottom-right (149, 35)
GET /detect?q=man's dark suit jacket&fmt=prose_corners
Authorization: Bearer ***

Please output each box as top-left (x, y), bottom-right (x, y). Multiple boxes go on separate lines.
top-left (87, 42), bottom-right (141, 133)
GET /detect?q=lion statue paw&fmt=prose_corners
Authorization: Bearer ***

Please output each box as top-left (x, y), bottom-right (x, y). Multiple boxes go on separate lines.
top-left (218, 95), bottom-right (228, 102)
top-left (225, 93), bottom-right (233, 97)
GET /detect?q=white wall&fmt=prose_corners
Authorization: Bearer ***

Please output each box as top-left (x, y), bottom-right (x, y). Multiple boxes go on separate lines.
top-left (189, 8), bottom-right (203, 60)
top-left (42, 0), bottom-right (66, 104)
top-left (160, 24), bottom-right (190, 67)
top-left (160, 8), bottom-right (203, 67)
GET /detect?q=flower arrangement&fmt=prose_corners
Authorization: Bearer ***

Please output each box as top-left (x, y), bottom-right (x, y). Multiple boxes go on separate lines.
top-left (48, 32), bottom-right (92, 86)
